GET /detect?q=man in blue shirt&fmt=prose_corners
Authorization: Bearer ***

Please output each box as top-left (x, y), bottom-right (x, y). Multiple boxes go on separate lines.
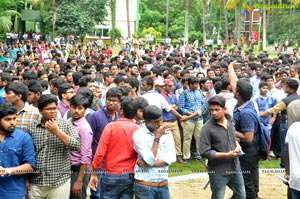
top-left (178, 76), bottom-right (206, 162)
top-left (0, 103), bottom-right (36, 199)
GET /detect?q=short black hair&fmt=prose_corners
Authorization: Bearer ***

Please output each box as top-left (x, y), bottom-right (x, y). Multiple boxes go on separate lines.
top-left (236, 80), bottom-right (253, 102)
top-left (258, 82), bottom-right (268, 89)
top-left (26, 80), bottom-right (43, 94)
top-left (120, 96), bottom-right (138, 119)
top-left (106, 87), bottom-right (122, 101)
top-left (76, 87), bottom-right (93, 107)
top-left (72, 71), bottom-right (83, 86)
top-left (208, 95), bottom-right (226, 108)
top-left (5, 82), bottom-right (29, 102)
top-left (136, 97), bottom-right (149, 109)
top-left (124, 76), bottom-right (139, 91)
top-left (70, 94), bottom-right (90, 109)
top-left (188, 76), bottom-right (199, 85)
top-left (285, 78), bottom-right (299, 92)
top-left (141, 76), bottom-right (154, 89)
top-left (37, 94), bottom-right (58, 110)
top-left (58, 83), bottom-right (73, 100)
top-left (78, 76), bottom-right (94, 87)
top-left (0, 103), bottom-right (17, 119)
top-left (143, 105), bottom-right (162, 121)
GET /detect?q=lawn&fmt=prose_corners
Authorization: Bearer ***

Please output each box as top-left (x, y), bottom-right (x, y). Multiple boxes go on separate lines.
top-left (169, 156), bottom-right (281, 177)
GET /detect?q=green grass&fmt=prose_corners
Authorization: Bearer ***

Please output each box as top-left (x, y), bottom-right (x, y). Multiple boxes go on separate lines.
top-left (168, 157), bottom-right (281, 177)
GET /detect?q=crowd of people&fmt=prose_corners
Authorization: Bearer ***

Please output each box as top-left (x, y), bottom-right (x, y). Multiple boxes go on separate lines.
top-left (1, 33), bottom-right (300, 199)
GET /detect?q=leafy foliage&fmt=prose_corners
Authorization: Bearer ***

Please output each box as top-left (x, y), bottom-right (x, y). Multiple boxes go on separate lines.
top-left (108, 28), bottom-right (122, 39)
top-left (0, 0), bottom-right (23, 33)
top-left (36, 0), bottom-right (109, 38)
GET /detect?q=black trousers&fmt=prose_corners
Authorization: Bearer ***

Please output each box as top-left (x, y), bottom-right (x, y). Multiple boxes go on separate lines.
top-left (240, 146), bottom-right (259, 199)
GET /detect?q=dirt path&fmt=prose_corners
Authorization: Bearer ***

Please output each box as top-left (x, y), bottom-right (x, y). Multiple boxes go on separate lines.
top-left (169, 173), bottom-right (287, 199)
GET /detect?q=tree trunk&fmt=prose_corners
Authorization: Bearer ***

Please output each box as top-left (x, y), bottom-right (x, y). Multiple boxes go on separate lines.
top-left (202, 0), bottom-right (206, 44)
top-left (166, 0), bottom-right (169, 36)
top-left (223, 0), bottom-right (229, 44)
top-left (126, 0), bottom-right (131, 38)
top-left (262, 0), bottom-right (267, 50)
top-left (217, 2), bottom-right (222, 42)
top-left (111, 0), bottom-right (116, 46)
top-left (52, 0), bottom-right (56, 38)
top-left (184, 6), bottom-right (189, 43)
top-left (209, 1), bottom-right (213, 36)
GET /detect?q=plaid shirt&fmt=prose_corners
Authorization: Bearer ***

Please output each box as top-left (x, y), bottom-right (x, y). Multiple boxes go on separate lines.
top-left (16, 103), bottom-right (41, 132)
top-left (178, 88), bottom-right (205, 122)
top-left (28, 118), bottom-right (80, 187)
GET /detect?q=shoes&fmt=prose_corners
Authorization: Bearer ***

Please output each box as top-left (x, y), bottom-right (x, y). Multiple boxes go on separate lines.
top-left (269, 150), bottom-right (275, 157)
top-left (183, 159), bottom-right (191, 164)
top-left (176, 155), bottom-right (186, 164)
top-left (196, 157), bottom-right (208, 166)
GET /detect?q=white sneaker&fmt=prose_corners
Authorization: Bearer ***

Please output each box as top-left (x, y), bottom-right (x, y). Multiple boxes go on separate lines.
top-left (269, 150), bottom-right (275, 157)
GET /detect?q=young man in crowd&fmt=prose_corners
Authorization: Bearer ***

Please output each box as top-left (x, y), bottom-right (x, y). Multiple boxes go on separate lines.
top-left (69, 94), bottom-right (93, 199)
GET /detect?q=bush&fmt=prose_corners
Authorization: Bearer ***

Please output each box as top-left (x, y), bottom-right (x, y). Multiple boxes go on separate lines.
top-left (188, 31), bottom-right (203, 43)
top-left (108, 28), bottom-right (122, 39)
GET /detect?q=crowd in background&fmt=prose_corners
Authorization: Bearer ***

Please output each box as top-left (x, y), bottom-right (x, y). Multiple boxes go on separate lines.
top-left (1, 32), bottom-right (300, 199)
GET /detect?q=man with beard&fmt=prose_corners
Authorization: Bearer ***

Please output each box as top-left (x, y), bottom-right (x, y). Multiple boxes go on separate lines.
top-left (26, 80), bottom-right (43, 108)
top-left (0, 103), bottom-right (36, 199)
top-left (57, 83), bottom-right (75, 118)
top-left (3, 82), bottom-right (41, 132)
top-left (127, 63), bottom-right (140, 78)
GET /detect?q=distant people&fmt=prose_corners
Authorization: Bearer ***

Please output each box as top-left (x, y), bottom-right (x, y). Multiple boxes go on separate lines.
top-left (0, 103), bottom-right (36, 199)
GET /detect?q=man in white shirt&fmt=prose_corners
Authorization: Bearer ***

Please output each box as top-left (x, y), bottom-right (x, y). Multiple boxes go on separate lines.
top-left (285, 122), bottom-right (300, 198)
top-left (133, 105), bottom-right (176, 199)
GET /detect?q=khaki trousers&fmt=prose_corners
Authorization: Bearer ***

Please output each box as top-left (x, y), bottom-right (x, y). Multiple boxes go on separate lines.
top-left (181, 120), bottom-right (203, 160)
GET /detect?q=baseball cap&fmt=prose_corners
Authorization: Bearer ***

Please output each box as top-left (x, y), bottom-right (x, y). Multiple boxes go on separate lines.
top-left (154, 79), bottom-right (165, 86)
top-left (163, 79), bottom-right (174, 86)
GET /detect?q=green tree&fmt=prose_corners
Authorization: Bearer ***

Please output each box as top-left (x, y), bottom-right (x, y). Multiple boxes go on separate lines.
top-left (33, 0), bottom-right (109, 38)
top-left (0, 0), bottom-right (24, 33)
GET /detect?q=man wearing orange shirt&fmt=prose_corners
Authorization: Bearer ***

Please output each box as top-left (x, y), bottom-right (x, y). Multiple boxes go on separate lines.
top-left (89, 96), bottom-right (140, 198)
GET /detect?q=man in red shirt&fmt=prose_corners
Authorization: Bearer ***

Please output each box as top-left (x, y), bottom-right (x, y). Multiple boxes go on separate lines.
top-left (105, 44), bottom-right (112, 58)
top-left (89, 96), bottom-right (140, 198)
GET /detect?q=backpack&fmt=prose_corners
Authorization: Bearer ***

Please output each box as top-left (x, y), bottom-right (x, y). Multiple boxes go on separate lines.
top-left (242, 107), bottom-right (270, 160)
top-left (255, 116), bottom-right (271, 160)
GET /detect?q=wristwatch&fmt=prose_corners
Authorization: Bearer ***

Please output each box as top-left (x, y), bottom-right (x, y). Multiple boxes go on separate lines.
top-left (5, 168), bottom-right (12, 177)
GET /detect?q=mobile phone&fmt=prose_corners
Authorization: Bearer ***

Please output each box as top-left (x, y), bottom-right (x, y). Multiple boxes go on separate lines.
top-left (236, 151), bottom-right (246, 157)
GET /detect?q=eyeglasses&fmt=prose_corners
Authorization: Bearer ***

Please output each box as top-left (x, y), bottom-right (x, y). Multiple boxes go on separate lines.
top-left (66, 91), bottom-right (75, 94)
top-left (106, 98), bottom-right (120, 103)
top-left (43, 107), bottom-right (57, 112)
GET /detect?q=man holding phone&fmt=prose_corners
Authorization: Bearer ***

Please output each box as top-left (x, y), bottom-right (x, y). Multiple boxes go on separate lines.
top-left (200, 96), bottom-right (246, 199)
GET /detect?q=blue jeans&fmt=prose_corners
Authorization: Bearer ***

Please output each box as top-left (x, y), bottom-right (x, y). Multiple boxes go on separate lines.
top-left (70, 167), bottom-right (90, 199)
top-left (292, 188), bottom-right (300, 199)
top-left (280, 122), bottom-right (287, 168)
top-left (90, 171), bottom-right (102, 199)
top-left (100, 173), bottom-right (134, 199)
top-left (209, 173), bottom-right (246, 199)
top-left (133, 182), bottom-right (170, 199)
